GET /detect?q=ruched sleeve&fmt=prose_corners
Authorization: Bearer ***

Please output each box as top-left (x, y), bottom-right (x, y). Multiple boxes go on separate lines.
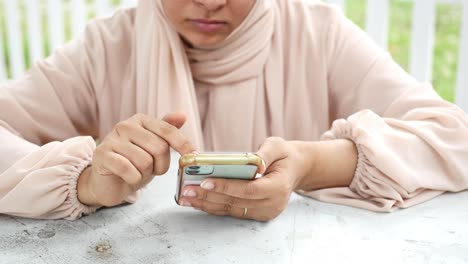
top-left (299, 6), bottom-right (468, 211)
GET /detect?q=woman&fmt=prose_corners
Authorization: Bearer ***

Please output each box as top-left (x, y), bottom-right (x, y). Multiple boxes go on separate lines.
top-left (0, 0), bottom-right (467, 221)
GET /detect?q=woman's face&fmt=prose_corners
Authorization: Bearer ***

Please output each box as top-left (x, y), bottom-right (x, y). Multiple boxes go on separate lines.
top-left (162, 0), bottom-right (256, 48)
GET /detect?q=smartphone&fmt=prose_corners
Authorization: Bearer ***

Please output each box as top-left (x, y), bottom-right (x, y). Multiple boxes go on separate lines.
top-left (175, 153), bottom-right (265, 204)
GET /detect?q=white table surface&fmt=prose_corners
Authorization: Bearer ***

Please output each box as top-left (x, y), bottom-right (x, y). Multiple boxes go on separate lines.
top-left (1, 154), bottom-right (467, 264)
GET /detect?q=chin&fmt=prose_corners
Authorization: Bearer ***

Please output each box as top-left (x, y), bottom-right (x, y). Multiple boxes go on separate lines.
top-left (184, 33), bottom-right (227, 49)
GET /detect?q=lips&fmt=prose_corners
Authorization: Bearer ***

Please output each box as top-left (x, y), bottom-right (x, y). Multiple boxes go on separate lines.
top-left (191, 19), bottom-right (227, 33)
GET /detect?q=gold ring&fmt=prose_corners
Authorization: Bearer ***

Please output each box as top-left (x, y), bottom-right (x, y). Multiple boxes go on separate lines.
top-left (243, 207), bottom-right (248, 217)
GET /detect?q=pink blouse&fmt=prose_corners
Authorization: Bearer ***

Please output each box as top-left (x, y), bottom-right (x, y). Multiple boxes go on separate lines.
top-left (1, 0), bottom-right (467, 219)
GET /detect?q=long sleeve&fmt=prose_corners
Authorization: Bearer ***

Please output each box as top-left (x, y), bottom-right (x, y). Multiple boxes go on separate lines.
top-left (0, 11), bottom-right (112, 219)
top-left (300, 7), bottom-right (468, 211)
top-left (0, 130), bottom-right (96, 219)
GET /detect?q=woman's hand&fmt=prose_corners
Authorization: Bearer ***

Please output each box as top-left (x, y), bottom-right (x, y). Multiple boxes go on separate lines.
top-left (77, 112), bottom-right (196, 207)
top-left (178, 137), bottom-right (358, 222)
top-left (178, 137), bottom-right (310, 222)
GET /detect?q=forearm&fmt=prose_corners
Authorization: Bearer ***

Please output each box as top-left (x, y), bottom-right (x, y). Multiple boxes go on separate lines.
top-left (293, 139), bottom-right (358, 192)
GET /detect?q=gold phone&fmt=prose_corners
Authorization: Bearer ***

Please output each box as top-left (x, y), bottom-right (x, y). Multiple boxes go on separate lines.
top-left (175, 153), bottom-right (264, 204)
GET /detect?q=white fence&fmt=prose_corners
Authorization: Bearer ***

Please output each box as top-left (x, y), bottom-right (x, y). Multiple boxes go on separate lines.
top-left (329, 0), bottom-right (468, 111)
top-left (0, 0), bottom-right (138, 81)
top-left (1, 0), bottom-right (467, 111)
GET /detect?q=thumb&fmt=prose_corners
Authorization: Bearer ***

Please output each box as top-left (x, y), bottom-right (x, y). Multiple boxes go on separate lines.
top-left (256, 138), bottom-right (288, 174)
top-left (162, 111), bottom-right (187, 129)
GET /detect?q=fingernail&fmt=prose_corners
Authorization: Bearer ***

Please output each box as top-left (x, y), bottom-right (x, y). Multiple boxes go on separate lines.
top-left (180, 201), bottom-right (192, 207)
top-left (183, 189), bottom-right (197, 197)
top-left (201, 181), bottom-right (215, 190)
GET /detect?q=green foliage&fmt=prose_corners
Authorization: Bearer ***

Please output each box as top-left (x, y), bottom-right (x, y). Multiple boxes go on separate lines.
top-left (346, 0), bottom-right (462, 101)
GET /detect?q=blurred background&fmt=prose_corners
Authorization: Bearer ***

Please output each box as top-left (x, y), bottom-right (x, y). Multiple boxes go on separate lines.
top-left (0, 0), bottom-right (466, 103)
top-left (346, 0), bottom-right (463, 102)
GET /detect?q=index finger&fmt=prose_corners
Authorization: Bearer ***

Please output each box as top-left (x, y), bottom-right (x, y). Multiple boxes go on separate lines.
top-left (200, 176), bottom-right (279, 200)
top-left (141, 117), bottom-right (196, 155)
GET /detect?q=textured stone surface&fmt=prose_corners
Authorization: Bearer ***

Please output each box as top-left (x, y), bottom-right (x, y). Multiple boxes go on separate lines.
top-left (1, 154), bottom-right (467, 264)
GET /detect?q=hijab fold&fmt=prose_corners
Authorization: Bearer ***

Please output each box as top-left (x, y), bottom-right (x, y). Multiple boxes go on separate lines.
top-left (131, 0), bottom-right (285, 151)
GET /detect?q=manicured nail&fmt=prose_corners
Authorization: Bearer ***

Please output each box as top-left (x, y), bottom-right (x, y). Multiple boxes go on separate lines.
top-left (180, 201), bottom-right (192, 207)
top-left (183, 189), bottom-right (197, 197)
top-left (201, 181), bottom-right (215, 190)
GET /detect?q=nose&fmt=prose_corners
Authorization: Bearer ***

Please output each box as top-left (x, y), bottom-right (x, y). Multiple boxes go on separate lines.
top-left (193, 0), bottom-right (227, 11)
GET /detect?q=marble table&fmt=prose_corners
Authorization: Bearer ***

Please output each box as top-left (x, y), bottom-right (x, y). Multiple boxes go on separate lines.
top-left (1, 154), bottom-right (467, 264)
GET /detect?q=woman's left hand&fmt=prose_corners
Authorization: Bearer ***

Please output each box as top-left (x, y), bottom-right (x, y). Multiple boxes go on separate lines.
top-left (178, 137), bottom-right (309, 222)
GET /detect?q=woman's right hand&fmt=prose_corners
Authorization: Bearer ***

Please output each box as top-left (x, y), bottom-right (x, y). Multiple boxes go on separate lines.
top-left (77, 112), bottom-right (196, 207)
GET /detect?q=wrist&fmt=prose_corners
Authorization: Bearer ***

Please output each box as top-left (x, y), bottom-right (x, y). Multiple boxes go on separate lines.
top-left (292, 139), bottom-right (358, 192)
top-left (289, 141), bottom-right (318, 191)
top-left (77, 166), bottom-right (101, 207)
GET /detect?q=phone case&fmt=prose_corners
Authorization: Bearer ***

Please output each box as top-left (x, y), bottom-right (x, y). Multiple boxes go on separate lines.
top-left (175, 153), bottom-right (264, 204)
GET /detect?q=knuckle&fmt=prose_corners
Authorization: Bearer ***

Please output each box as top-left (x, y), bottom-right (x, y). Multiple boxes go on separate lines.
top-left (223, 204), bottom-right (232, 214)
top-left (115, 120), bottom-right (133, 132)
top-left (176, 139), bottom-right (193, 153)
top-left (104, 151), bottom-right (119, 167)
top-left (199, 190), bottom-right (208, 200)
top-left (138, 156), bottom-right (153, 171)
top-left (149, 141), bottom-right (170, 157)
top-left (127, 176), bottom-right (142, 186)
top-left (133, 113), bottom-right (147, 122)
top-left (139, 131), bottom-right (153, 143)
top-left (117, 163), bottom-right (140, 184)
top-left (225, 196), bottom-right (238, 206)
top-left (279, 182), bottom-right (292, 197)
top-left (263, 137), bottom-right (273, 146)
top-left (221, 182), bottom-right (230, 194)
top-left (158, 121), bottom-right (176, 136)
top-left (114, 158), bottom-right (129, 173)
top-left (154, 161), bottom-right (170, 175)
top-left (270, 137), bottom-right (288, 151)
top-left (95, 163), bottom-right (112, 176)
top-left (113, 124), bottom-right (132, 139)
top-left (130, 184), bottom-right (141, 194)
top-left (113, 127), bottom-right (123, 138)
top-left (244, 182), bottom-right (258, 197)
top-left (267, 137), bottom-right (282, 145)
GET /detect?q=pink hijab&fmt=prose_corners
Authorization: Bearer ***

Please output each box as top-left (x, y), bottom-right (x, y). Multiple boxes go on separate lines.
top-left (125, 0), bottom-right (287, 151)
